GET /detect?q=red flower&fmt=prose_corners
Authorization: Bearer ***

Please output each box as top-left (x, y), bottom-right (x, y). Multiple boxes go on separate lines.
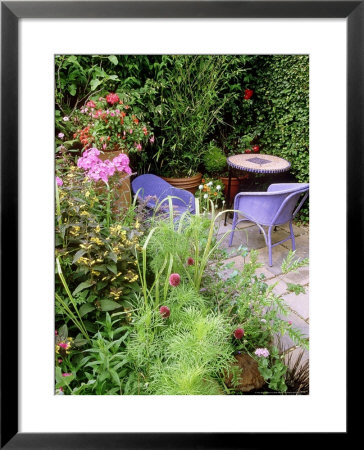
top-left (106, 93), bottom-right (120, 105)
top-left (252, 145), bottom-right (260, 153)
top-left (187, 257), bottom-right (195, 266)
top-left (233, 328), bottom-right (244, 339)
top-left (159, 306), bottom-right (170, 318)
top-left (244, 89), bottom-right (254, 100)
top-left (169, 273), bottom-right (181, 287)
top-left (244, 149), bottom-right (252, 154)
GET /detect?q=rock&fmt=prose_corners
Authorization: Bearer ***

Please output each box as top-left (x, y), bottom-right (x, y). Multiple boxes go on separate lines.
top-left (225, 353), bottom-right (265, 392)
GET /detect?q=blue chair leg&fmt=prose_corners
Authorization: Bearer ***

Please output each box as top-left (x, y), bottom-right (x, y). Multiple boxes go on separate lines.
top-left (268, 226), bottom-right (273, 266)
top-left (229, 212), bottom-right (238, 247)
top-left (289, 221), bottom-right (296, 251)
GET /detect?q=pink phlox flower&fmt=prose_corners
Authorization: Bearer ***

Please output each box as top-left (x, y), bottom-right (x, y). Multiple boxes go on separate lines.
top-left (86, 100), bottom-right (96, 108)
top-left (149, 136), bottom-right (155, 144)
top-left (58, 132), bottom-right (64, 139)
top-left (254, 348), bottom-right (270, 358)
top-left (135, 143), bottom-right (142, 151)
top-left (56, 177), bottom-right (63, 187)
top-left (62, 372), bottom-right (72, 377)
top-left (112, 154), bottom-right (132, 174)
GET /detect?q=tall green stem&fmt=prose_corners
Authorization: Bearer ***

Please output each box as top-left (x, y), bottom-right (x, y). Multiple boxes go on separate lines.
top-left (105, 182), bottom-right (111, 228)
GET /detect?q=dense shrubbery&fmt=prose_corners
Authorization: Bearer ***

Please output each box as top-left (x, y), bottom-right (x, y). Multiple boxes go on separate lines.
top-left (56, 54), bottom-right (309, 183)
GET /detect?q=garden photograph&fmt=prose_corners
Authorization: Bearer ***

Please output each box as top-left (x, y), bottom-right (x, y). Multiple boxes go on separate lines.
top-left (55, 54), bottom-right (309, 396)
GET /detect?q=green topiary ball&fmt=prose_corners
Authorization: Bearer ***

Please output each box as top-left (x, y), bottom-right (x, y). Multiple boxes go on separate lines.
top-left (203, 143), bottom-right (227, 175)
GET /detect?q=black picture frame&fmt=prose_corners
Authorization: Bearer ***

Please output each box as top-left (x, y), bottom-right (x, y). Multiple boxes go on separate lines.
top-left (1, 1), bottom-right (356, 447)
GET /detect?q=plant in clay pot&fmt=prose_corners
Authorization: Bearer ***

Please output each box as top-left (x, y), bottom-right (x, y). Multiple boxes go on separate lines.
top-left (71, 93), bottom-right (153, 156)
top-left (155, 56), bottom-right (232, 185)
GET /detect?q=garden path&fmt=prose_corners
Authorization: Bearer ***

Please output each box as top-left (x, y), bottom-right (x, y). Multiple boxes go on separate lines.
top-left (217, 215), bottom-right (309, 366)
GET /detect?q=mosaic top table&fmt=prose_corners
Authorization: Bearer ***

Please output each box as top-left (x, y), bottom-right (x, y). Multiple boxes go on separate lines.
top-left (224, 153), bottom-right (291, 225)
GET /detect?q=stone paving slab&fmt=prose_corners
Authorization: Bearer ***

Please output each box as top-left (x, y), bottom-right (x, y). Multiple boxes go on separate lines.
top-left (282, 288), bottom-right (309, 321)
top-left (278, 222), bottom-right (309, 236)
top-left (221, 254), bottom-right (276, 281)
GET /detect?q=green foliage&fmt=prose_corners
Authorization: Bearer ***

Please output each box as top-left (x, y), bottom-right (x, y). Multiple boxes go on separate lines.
top-left (55, 157), bottom-right (142, 330)
top-left (287, 283), bottom-right (306, 295)
top-left (154, 55), bottom-right (233, 177)
top-left (203, 142), bottom-right (227, 175)
top-left (248, 55), bottom-right (309, 183)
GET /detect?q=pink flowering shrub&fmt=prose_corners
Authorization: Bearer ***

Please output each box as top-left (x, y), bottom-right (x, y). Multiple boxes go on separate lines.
top-left (77, 147), bottom-right (131, 184)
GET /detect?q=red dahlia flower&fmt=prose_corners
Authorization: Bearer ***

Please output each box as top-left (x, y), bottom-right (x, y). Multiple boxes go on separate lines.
top-left (244, 89), bottom-right (254, 100)
top-left (159, 306), bottom-right (171, 318)
top-left (233, 328), bottom-right (245, 339)
top-left (169, 273), bottom-right (181, 287)
top-left (252, 145), bottom-right (260, 153)
top-left (244, 149), bottom-right (252, 154)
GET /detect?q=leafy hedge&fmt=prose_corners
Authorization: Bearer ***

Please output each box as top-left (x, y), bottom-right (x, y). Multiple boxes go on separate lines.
top-left (249, 55), bottom-right (309, 183)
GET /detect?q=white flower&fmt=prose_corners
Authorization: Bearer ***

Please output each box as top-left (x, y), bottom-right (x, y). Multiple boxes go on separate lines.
top-left (222, 200), bottom-right (226, 205)
top-left (62, 116), bottom-right (69, 121)
top-left (207, 181), bottom-right (213, 186)
top-left (260, 319), bottom-right (267, 323)
top-left (216, 185), bottom-right (221, 190)
top-left (199, 185), bottom-right (203, 190)
top-left (203, 194), bottom-right (208, 199)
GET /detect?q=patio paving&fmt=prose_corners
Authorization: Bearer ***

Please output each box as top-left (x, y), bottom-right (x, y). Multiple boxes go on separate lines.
top-left (216, 213), bottom-right (309, 365)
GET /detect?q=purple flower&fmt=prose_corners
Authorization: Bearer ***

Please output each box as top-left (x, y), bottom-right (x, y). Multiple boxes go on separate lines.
top-left (159, 306), bottom-right (170, 318)
top-left (169, 273), bottom-right (181, 287)
top-left (254, 348), bottom-right (270, 358)
top-left (233, 328), bottom-right (244, 339)
top-left (58, 132), bottom-right (64, 139)
top-left (56, 177), bottom-right (63, 186)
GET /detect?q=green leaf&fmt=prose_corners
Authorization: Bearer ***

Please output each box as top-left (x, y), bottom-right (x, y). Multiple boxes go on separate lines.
top-left (109, 368), bottom-right (121, 387)
top-left (108, 55), bottom-right (118, 66)
top-left (107, 264), bottom-right (117, 275)
top-left (99, 299), bottom-right (121, 312)
top-left (72, 249), bottom-right (87, 264)
top-left (68, 83), bottom-right (77, 96)
top-left (72, 280), bottom-right (94, 296)
top-left (90, 78), bottom-right (101, 91)
top-left (79, 303), bottom-right (96, 317)
top-left (58, 323), bottom-right (68, 340)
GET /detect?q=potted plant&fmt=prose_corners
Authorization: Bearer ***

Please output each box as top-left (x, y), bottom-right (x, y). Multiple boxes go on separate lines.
top-left (68, 93), bottom-right (154, 209)
top-left (203, 142), bottom-right (243, 203)
top-left (154, 56), bottom-right (231, 193)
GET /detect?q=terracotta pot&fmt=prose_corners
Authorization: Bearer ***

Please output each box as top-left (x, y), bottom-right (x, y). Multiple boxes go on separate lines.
top-left (98, 148), bottom-right (131, 214)
top-left (220, 177), bottom-right (240, 203)
top-left (220, 174), bottom-right (250, 203)
top-left (162, 173), bottom-right (203, 194)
